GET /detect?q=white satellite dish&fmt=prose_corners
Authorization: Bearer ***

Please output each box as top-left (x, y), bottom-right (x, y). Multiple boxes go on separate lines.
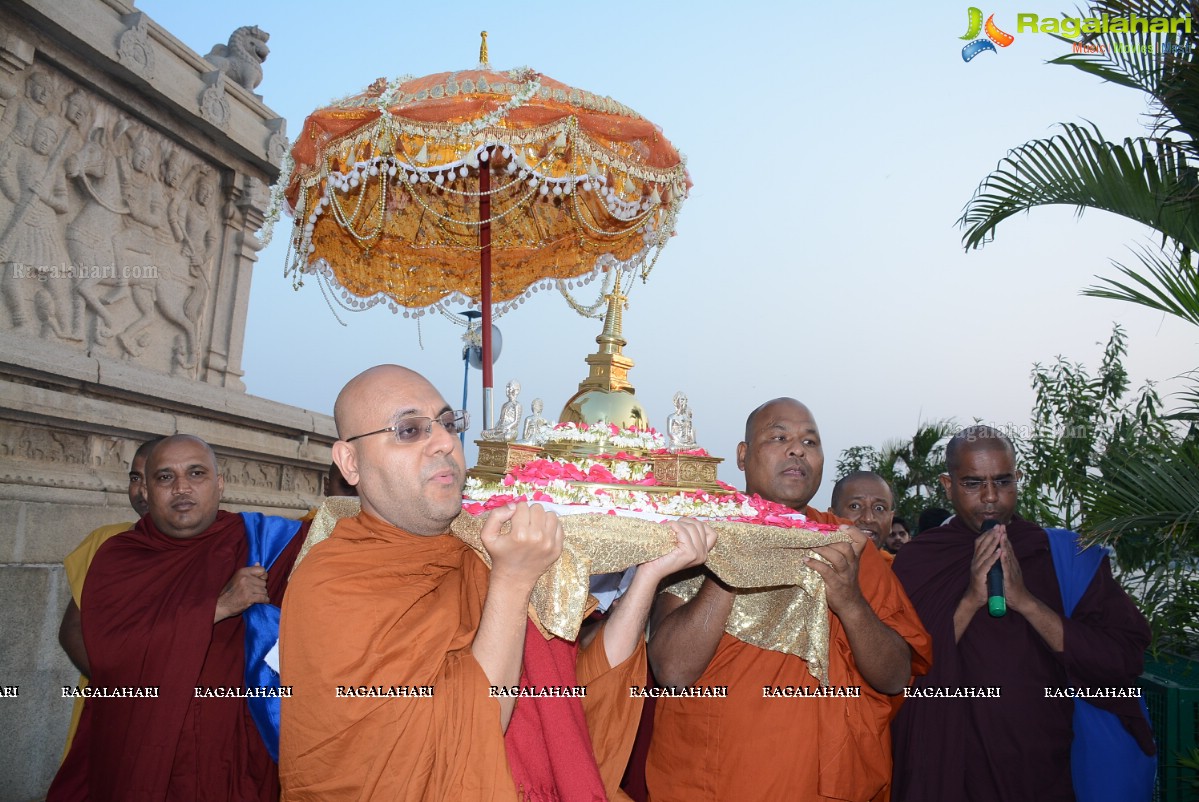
top-left (465, 324), bottom-right (502, 369)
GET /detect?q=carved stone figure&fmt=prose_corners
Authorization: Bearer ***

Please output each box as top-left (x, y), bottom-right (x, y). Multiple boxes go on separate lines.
top-left (203, 26), bottom-right (270, 91)
top-left (67, 122), bottom-right (130, 340)
top-left (1, 68), bottom-right (54, 150)
top-left (481, 379), bottom-right (522, 441)
top-left (666, 391), bottom-right (698, 450)
top-left (0, 118), bottom-right (73, 338)
top-left (172, 172), bottom-right (217, 371)
top-left (519, 398), bottom-right (553, 444)
top-left (0, 68), bottom-right (55, 234)
top-left (61, 89), bottom-right (92, 134)
top-left (112, 128), bottom-right (167, 356)
top-left (163, 145), bottom-right (194, 237)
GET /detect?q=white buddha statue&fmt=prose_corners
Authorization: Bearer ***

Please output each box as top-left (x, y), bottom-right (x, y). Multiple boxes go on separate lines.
top-left (666, 391), bottom-right (697, 450)
top-left (481, 379), bottom-right (522, 441)
top-left (519, 398), bottom-right (553, 445)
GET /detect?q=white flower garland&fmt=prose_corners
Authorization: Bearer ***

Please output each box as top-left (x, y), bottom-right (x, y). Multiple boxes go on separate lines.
top-left (546, 422), bottom-right (665, 450)
top-left (463, 475), bottom-right (757, 519)
top-left (256, 150), bottom-right (293, 248)
top-left (453, 68), bottom-right (540, 138)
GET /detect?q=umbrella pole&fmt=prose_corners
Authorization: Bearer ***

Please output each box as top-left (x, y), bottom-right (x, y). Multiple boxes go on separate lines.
top-left (480, 154), bottom-right (493, 431)
top-left (460, 347), bottom-right (470, 447)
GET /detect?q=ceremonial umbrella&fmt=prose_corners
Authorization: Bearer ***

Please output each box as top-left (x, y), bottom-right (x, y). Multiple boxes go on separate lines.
top-left (271, 35), bottom-right (690, 426)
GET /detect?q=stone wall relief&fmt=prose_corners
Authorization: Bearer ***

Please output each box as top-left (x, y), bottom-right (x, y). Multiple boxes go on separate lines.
top-left (0, 61), bottom-right (224, 377)
top-left (216, 456), bottom-right (320, 499)
top-left (0, 420), bottom-right (92, 466)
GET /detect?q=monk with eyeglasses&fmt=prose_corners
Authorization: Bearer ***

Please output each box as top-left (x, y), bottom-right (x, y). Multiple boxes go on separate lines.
top-left (278, 364), bottom-right (715, 801)
top-left (890, 425), bottom-right (1154, 802)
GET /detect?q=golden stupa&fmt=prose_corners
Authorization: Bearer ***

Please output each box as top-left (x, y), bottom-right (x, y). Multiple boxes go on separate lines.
top-left (557, 273), bottom-right (650, 429)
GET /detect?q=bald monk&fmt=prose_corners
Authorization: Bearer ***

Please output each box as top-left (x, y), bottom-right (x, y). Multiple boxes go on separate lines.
top-left (646, 398), bottom-right (932, 801)
top-left (891, 426), bottom-right (1153, 802)
top-left (279, 364), bottom-right (715, 801)
top-left (831, 470), bottom-right (897, 563)
top-left (58, 436), bottom-right (162, 758)
top-left (48, 434), bottom-right (308, 801)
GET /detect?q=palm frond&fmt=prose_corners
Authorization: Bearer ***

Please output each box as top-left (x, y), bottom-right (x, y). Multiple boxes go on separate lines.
top-left (960, 123), bottom-right (1199, 250)
top-left (1053, 1), bottom-right (1199, 142)
top-left (1085, 440), bottom-right (1199, 547)
top-left (1083, 242), bottom-right (1199, 325)
top-left (1167, 370), bottom-right (1199, 421)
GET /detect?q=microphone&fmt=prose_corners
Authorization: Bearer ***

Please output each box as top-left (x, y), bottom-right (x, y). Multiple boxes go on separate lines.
top-left (982, 518), bottom-right (1006, 617)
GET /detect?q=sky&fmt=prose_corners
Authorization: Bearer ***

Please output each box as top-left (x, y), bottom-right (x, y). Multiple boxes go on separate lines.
top-left (140, 0), bottom-right (1196, 506)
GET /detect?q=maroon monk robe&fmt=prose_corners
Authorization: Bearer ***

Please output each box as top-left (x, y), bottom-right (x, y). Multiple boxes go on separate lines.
top-left (48, 511), bottom-right (305, 802)
top-left (890, 515), bottom-right (1150, 802)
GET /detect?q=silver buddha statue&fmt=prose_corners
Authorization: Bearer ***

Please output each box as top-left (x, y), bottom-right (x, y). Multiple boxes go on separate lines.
top-left (666, 391), bottom-right (697, 450)
top-left (481, 379), bottom-right (522, 441)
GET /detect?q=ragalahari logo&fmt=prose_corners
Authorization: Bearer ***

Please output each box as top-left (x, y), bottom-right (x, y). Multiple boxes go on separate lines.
top-left (961, 8), bottom-right (1015, 61)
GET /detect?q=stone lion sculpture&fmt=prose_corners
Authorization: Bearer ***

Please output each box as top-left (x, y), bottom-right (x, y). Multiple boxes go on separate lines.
top-left (204, 26), bottom-right (270, 91)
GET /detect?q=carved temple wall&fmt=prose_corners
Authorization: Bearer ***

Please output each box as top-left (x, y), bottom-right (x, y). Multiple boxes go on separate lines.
top-left (0, 3), bottom-right (334, 798)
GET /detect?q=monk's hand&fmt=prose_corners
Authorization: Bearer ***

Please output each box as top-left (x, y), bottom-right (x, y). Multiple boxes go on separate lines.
top-left (962, 526), bottom-right (1003, 613)
top-left (804, 526), bottom-right (868, 616)
top-left (482, 502), bottom-right (563, 591)
top-left (638, 518), bottom-right (717, 583)
top-left (214, 564), bottom-right (269, 623)
top-left (997, 529), bottom-right (1036, 614)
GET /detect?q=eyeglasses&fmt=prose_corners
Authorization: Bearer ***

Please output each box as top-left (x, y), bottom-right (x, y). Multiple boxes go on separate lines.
top-left (345, 410), bottom-right (470, 445)
top-left (954, 477), bottom-right (1018, 494)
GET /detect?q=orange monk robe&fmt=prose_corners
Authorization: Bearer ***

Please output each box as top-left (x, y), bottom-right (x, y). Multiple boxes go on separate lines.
top-left (279, 511), bottom-right (646, 801)
top-left (60, 520), bottom-right (134, 760)
top-left (646, 507), bottom-right (932, 802)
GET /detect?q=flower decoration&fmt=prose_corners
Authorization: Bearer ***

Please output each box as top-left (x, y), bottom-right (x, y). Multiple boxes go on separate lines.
top-left (463, 460), bottom-right (840, 533)
top-left (547, 422), bottom-right (665, 450)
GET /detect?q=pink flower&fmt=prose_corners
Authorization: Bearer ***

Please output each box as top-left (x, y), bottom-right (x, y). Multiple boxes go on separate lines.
top-left (585, 463), bottom-right (618, 483)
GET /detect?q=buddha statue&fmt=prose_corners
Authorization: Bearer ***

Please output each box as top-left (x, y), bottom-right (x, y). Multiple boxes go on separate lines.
top-left (519, 398), bottom-right (553, 445)
top-left (481, 379), bottom-right (522, 441)
top-left (666, 391), bottom-right (697, 450)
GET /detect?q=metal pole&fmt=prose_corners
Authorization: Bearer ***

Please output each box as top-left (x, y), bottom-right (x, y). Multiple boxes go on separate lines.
top-left (460, 347), bottom-right (470, 446)
top-left (460, 309), bottom-right (482, 445)
top-left (480, 154), bottom-right (493, 431)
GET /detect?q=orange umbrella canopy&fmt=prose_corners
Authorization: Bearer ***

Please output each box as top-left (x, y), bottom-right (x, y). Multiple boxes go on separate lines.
top-left (275, 63), bottom-right (691, 319)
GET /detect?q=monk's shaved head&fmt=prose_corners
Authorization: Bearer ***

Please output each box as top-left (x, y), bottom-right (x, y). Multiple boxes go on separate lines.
top-left (127, 436), bottom-right (165, 517)
top-left (744, 397), bottom-right (811, 443)
top-left (332, 365), bottom-right (465, 535)
top-left (134, 436), bottom-right (165, 463)
top-left (334, 364), bottom-right (426, 440)
top-left (147, 434), bottom-right (218, 474)
top-left (145, 434), bottom-right (224, 539)
top-left (831, 470), bottom-right (893, 510)
top-left (738, 397), bottom-right (823, 510)
top-left (944, 425), bottom-right (1016, 475)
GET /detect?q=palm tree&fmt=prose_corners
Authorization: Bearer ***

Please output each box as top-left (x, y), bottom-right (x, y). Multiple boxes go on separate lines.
top-left (959, 0), bottom-right (1199, 327)
top-left (960, 4), bottom-right (1199, 651)
top-left (1086, 438), bottom-right (1199, 651)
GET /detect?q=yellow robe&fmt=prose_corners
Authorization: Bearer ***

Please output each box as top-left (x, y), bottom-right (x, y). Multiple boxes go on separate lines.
top-left (60, 521), bottom-right (134, 759)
